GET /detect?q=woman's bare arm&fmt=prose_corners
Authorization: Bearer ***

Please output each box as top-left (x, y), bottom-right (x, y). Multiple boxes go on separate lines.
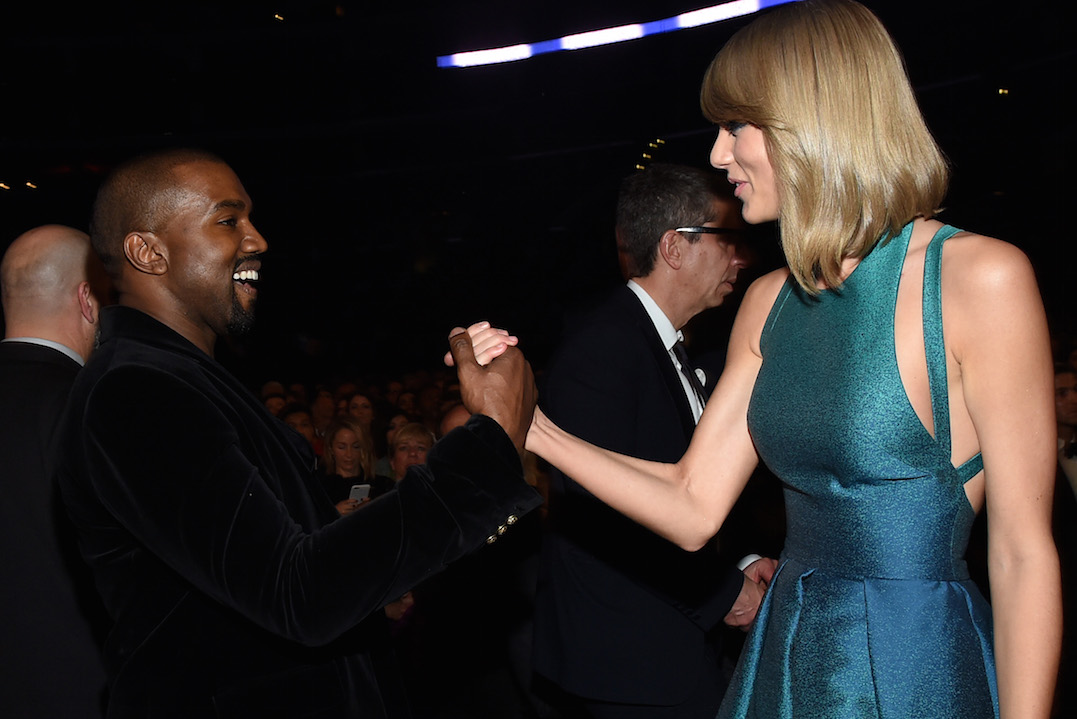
top-left (949, 234), bottom-right (1060, 718)
top-left (525, 269), bottom-right (788, 550)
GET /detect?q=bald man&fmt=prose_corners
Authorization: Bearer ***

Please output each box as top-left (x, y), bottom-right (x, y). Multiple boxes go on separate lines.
top-left (0, 225), bottom-right (108, 716)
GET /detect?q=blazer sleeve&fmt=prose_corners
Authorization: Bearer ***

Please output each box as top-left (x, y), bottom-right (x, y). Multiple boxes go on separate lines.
top-left (77, 366), bottom-right (542, 647)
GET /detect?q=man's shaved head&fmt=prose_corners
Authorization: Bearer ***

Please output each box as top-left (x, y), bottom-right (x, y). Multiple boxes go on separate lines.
top-left (2, 225), bottom-right (95, 326)
top-left (90, 147), bottom-right (226, 278)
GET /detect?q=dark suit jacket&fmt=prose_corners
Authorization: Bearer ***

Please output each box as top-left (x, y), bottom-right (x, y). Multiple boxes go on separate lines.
top-left (54, 306), bottom-right (542, 718)
top-left (0, 340), bottom-right (108, 716)
top-left (531, 285), bottom-right (745, 706)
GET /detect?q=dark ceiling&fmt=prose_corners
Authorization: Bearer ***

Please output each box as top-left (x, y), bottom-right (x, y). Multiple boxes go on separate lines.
top-left (2, 1), bottom-right (1074, 386)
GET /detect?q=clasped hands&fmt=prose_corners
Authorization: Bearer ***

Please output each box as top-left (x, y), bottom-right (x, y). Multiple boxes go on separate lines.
top-left (444, 321), bottom-right (535, 451)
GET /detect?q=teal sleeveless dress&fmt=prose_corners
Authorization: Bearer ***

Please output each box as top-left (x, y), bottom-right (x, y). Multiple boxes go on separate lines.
top-left (723, 223), bottom-right (999, 718)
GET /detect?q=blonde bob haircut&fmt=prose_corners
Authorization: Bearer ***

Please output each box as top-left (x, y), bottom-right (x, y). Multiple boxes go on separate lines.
top-left (701, 0), bottom-right (948, 293)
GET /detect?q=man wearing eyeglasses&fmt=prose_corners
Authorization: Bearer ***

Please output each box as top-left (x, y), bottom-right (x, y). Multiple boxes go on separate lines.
top-left (532, 163), bottom-right (774, 718)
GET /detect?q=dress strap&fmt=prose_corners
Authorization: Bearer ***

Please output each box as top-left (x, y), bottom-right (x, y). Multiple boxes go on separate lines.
top-left (922, 224), bottom-right (984, 478)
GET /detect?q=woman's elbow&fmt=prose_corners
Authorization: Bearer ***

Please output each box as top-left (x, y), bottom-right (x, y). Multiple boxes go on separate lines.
top-left (668, 514), bottom-right (722, 551)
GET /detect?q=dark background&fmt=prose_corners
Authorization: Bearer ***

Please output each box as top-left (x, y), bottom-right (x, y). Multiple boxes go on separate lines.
top-left (2, 0), bottom-right (1074, 388)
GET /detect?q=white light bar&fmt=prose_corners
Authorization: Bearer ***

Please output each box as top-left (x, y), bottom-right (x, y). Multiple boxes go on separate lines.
top-left (449, 44), bottom-right (534, 68)
top-left (437, 0), bottom-right (798, 68)
top-left (562, 24), bottom-right (644, 51)
top-left (677, 0), bottom-right (762, 28)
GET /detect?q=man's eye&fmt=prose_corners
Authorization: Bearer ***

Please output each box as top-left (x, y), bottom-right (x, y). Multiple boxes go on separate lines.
top-left (219, 218), bottom-right (238, 227)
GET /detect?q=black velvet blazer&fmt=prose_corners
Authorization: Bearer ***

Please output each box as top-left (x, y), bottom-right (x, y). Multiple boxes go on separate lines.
top-left (55, 306), bottom-right (542, 718)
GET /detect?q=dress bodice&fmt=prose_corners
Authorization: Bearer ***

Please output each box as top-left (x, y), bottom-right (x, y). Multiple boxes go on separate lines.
top-left (747, 222), bottom-right (982, 580)
top-left (723, 223), bottom-right (998, 718)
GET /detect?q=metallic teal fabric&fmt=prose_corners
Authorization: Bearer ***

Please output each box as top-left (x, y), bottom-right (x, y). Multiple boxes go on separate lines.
top-left (725, 223), bottom-right (998, 718)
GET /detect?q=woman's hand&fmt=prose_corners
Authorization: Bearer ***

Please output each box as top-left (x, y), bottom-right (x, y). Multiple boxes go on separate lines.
top-left (335, 498), bottom-right (361, 515)
top-left (443, 320), bottom-right (518, 367)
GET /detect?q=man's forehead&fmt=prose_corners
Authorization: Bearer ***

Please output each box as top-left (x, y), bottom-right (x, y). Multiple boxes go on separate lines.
top-left (171, 161), bottom-right (251, 209)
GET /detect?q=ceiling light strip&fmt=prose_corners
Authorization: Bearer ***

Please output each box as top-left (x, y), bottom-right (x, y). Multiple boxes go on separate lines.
top-left (437, 0), bottom-right (797, 68)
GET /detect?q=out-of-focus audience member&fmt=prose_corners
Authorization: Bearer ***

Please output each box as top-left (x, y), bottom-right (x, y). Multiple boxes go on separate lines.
top-left (288, 382), bottom-right (309, 406)
top-left (0, 225), bottom-right (109, 717)
top-left (263, 393), bottom-right (286, 416)
top-left (280, 402), bottom-right (316, 450)
top-left (389, 422), bottom-right (435, 481)
top-left (384, 379), bottom-right (403, 408)
top-left (397, 390), bottom-right (417, 417)
top-left (309, 386), bottom-right (336, 455)
top-left (439, 401), bottom-right (472, 438)
top-left (260, 379), bottom-right (285, 401)
top-left (347, 391), bottom-right (376, 431)
top-left (375, 411), bottom-right (412, 477)
top-left (416, 384), bottom-right (443, 435)
top-left (321, 416), bottom-right (390, 515)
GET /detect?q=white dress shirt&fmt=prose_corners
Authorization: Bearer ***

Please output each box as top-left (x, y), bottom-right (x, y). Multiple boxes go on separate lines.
top-left (626, 281), bottom-right (705, 423)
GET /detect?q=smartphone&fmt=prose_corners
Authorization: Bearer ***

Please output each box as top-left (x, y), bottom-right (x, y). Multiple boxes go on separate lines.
top-left (348, 484), bottom-right (372, 501)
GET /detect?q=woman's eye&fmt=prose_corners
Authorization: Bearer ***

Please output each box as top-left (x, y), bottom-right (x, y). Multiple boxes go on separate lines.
top-left (723, 121), bottom-right (747, 135)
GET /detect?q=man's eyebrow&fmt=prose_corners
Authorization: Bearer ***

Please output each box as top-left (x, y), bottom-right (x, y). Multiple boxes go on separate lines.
top-left (212, 199), bottom-right (248, 212)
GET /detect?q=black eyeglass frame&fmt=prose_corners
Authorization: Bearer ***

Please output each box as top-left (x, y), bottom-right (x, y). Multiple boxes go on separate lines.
top-left (674, 226), bottom-right (740, 235)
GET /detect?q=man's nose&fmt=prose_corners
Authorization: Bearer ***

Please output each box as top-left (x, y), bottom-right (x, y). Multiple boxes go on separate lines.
top-left (243, 224), bottom-right (269, 254)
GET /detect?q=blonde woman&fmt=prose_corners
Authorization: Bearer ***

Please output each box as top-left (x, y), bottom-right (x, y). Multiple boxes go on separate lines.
top-left (321, 416), bottom-right (378, 515)
top-left (471, 1), bottom-right (1059, 715)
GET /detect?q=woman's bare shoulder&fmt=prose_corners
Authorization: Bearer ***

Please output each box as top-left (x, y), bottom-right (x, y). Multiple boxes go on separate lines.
top-left (742, 266), bottom-right (791, 308)
top-left (939, 229), bottom-right (1043, 361)
top-left (941, 229), bottom-right (1038, 297)
top-left (733, 267), bottom-right (792, 358)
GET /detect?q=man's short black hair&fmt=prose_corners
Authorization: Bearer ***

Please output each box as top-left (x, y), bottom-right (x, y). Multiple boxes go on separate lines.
top-left (90, 147), bottom-right (226, 277)
top-left (615, 163), bottom-right (728, 278)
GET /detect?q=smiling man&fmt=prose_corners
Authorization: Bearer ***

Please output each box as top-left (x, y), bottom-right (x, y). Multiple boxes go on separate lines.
top-left (53, 148), bottom-right (542, 718)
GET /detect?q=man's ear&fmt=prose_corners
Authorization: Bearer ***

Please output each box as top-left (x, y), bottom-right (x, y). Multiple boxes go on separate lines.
top-left (122, 232), bottom-right (168, 275)
top-left (77, 281), bottom-right (97, 325)
top-left (657, 229), bottom-right (684, 271)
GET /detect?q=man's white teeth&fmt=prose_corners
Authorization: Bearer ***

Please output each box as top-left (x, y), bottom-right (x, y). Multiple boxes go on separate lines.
top-left (233, 269), bottom-right (259, 282)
